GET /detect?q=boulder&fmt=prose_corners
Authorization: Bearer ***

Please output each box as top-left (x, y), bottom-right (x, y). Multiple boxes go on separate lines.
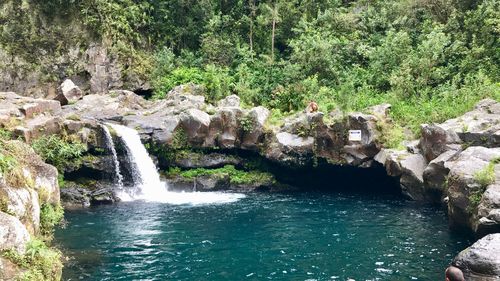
top-left (276, 132), bottom-right (314, 152)
top-left (15, 116), bottom-right (63, 142)
top-left (0, 212), bottom-right (30, 253)
top-left (420, 124), bottom-right (461, 162)
top-left (167, 84), bottom-right (205, 99)
top-left (368, 103), bottom-right (391, 117)
top-left (217, 95), bottom-right (240, 108)
top-left (446, 147), bottom-right (500, 234)
top-left (53, 79), bottom-right (83, 106)
top-left (195, 175), bottom-right (230, 191)
top-left (60, 187), bottom-right (91, 208)
top-left (343, 112), bottom-right (381, 165)
top-left (31, 161), bottom-right (60, 205)
top-left (476, 185), bottom-right (500, 235)
top-left (374, 149), bottom-right (408, 177)
top-left (241, 106), bottom-right (270, 150)
top-left (179, 109), bottom-right (211, 145)
top-left (399, 153), bottom-right (427, 200)
top-left (90, 187), bottom-right (118, 205)
top-left (452, 233), bottom-right (500, 280)
top-left (210, 108), bottom-right (244, 149)
top-left (20, 99), bottom-right (61, 119)
top-left (265, 132), bottom-right (315, 166)
top-left (420, 99), bottom-right (500, 162)
top-left (423, 149), bottom-right (461, 203)
top-left (0, 187), bottom-right (40, 235)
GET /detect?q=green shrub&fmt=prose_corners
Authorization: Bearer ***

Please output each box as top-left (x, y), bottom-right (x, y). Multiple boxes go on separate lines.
top-left (175, 165), bottom-right (275, 185)
top-left (0, 152), bottom-right (18, 176)
top-left (469, 158), bottom-right (499, 212)
top-left (238, 115), bottom-right (254, 133)
top-left (152, 64), bottom-right (234, 104)
top-left (376, 119), bottom-right (406, 149)
top-left (31, 135), bottom-right (86, 172)
top-left (474, 160), bottom-right (497, 188)
top-left (0, 128), bottom-right (12, 141)
top-left (1, 238), bottom-right (62, 281)
top-left (40, 203), bottom-right (64, 238)
top-left (152, 67), bottom-right (205, 99)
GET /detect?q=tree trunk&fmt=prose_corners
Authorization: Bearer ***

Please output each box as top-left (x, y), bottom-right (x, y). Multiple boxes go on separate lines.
top-left (271, 16), bottom-right (275, 63)
top-left (249, 0), bottom-right (255, 55)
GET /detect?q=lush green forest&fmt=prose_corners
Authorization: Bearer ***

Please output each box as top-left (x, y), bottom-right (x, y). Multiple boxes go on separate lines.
top-left (3, 0), bottom-right (500, 138)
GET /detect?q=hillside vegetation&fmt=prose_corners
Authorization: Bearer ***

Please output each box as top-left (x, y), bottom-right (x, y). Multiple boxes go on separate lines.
top-left (1, 0), bottom-right (499, 134)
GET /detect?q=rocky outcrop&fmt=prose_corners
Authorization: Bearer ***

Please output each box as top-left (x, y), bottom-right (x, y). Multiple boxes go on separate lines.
top-left (0, 213), bottom-right (32, 281)
top-left (420, 99), bottom-right (500, 162)
top-left (371, 99), bottom-right (500, 236)
top-left (0, 140), bottom-right (61, 235)
top-left (60, 181), bottom-right (120, 208)
top-left (452, 233), bottom-right (500, 280)
top-left (445, 147), bottom-right (500, 235)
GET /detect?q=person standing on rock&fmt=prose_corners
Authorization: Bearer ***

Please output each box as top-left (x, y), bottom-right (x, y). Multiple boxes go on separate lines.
top-left (445, 266), bottom-right (465, 281)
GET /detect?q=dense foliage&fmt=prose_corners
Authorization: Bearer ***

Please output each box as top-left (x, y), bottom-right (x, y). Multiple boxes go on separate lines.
top-left (1, 238), bottom-right (63, 281)
top-left (167, 165), bottom-right (276, 185)
top-left (1, 0), bottom-right (499, 135)
top-left (31, 135), bottom-right (86, 172)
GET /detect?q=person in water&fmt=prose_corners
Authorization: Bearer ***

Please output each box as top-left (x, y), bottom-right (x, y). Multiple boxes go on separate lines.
top-left (445, 266), bottom-right (465, 281)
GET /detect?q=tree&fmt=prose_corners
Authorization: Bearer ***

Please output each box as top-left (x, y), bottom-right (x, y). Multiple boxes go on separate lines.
top-left (260, 2), bottom-right (282, 63)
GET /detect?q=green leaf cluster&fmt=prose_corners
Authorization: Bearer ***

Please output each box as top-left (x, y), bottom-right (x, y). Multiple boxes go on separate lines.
top-left (169, 165), bottom-right (275, 185)
top-left (31, 135), bottom-right (86, 172)
top-left (1, 238), bottom-right (62, 281)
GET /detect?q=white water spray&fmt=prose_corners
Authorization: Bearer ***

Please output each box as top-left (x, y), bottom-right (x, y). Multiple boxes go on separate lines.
top-left (101, 124), bottom-right (124, 189)
top-left (107, 123), bottom-right (244, 205)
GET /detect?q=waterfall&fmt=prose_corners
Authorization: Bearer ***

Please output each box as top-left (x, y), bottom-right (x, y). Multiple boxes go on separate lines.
top-left (107, 123), bottom-right (167, 200)
top-left (105, 123), bottom-right (245, 205)
top-left (101, 124), bottom-right (124, 189)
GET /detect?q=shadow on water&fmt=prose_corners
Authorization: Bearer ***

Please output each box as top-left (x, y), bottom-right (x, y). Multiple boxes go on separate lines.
top-left (269, 162), bottom-right (402, 195)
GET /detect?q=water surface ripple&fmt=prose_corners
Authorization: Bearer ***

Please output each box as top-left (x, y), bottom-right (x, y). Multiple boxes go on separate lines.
top-left (55, 192), bottom-right (470, 281)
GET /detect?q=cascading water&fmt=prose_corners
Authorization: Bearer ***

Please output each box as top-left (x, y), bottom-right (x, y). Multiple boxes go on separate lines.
top-left (101, 124), bottom-right (124, 189)
top-left (107, 123), bottom-right (244, 205)
top-left (107, 123), bottom-right (166, 200)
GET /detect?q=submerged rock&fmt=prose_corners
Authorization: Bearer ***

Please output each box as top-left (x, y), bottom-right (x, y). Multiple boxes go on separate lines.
top-left (453, 233), bottom-right (500, 280)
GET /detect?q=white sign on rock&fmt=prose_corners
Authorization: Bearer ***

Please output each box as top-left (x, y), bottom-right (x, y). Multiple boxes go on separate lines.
top-left (348, 130), bottom-right (362, 141)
